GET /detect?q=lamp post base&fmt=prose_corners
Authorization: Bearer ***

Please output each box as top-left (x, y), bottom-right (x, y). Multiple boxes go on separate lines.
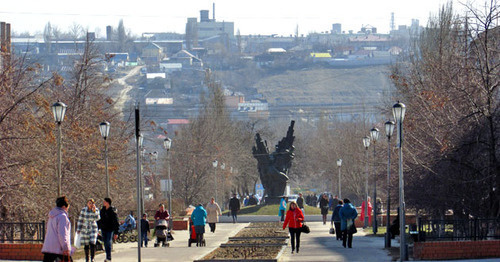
top-left (385, 232), bottom-right (391, 248)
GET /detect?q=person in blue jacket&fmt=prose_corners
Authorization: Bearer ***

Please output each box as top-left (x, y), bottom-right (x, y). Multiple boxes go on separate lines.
top-left (190, 204), bottom-right (207, 247)
top-left (279, 196), bottom-right (287, 221)
top-left (331, 200), bottom-right (343, 241)
top-left (339, 198), bottom-right (358, 248)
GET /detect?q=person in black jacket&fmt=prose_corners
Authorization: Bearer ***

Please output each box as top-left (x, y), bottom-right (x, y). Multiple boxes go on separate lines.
top-left (296, 193), bottom-right (305, 215)
top-left (331, 200), bottom-right (343, 240)
top-left (228, 194), bottom-right (240, 223)
top-left (140, 213), bottom-right (150, 247)
top-left (98, 198), bottom-right (119, 262)
top-left (320, 193), bottom-right (330, 225)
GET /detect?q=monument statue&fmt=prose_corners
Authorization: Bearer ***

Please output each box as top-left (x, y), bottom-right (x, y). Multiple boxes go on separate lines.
top-left (252, 120), bottom-right (295, 204)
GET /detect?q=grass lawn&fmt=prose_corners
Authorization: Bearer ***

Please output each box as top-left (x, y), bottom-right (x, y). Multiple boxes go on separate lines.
top-left (362, 226), bottom-right (387, 237)
top-left (222, 204), bottom-right (322, 216)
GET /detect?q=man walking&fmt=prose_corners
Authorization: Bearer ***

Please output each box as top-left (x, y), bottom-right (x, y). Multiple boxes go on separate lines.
top-left (228, 194), bottom-right (240, 223)
top-left (98, 198), bottom-right (119, 262)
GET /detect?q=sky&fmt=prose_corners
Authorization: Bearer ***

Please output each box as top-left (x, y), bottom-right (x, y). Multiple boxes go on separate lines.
top-left (1, 0), bottom-right (467, 37)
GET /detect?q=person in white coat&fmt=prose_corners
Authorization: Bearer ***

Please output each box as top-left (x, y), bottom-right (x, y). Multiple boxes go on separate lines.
top-left (206, 197), bottom-right (222, 233)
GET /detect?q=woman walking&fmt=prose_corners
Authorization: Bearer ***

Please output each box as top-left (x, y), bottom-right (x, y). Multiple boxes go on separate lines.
top-left (76, 198), bottom-right (100, 262)
top-left (320, 193), bottom-right (330, 225)
top-left (331, 200), bottom-right (343, 240)
top-left (339, 198), bottom-right (358, 248)
top-left (206, 197), bottom-right (222, 233)
top-left (282, 201), bottom-right (304, 254)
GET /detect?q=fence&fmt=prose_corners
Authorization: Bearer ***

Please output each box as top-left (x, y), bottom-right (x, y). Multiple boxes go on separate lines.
top-left (0, 222), bottom-right (45, 243)
top-left (418, 218), bottom-right (500, 241)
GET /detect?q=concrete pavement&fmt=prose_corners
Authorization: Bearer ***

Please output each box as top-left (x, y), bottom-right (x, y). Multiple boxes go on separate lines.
top-left (280, 222), bottom-right (392, 262)
top-left (74, 222), bottom-right (247, 262)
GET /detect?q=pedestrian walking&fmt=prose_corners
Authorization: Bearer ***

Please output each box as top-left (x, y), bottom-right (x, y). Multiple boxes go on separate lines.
top-left (42, 196), bottom-right (73, 262)
top-left (206, 197), bottom-right (222, 233)
top-left (190, 204), bottom-right (207, 247)
top-left (296, 193), bottom-right (305, 215)
top-left (154, 204), bottom-right (170, 221)
top-left (360, 196), bottom-right (372, 227)
top-left (228, 194), bottom-right (240, 223)
top-left (339, 198), bottom-right (358, 248)
top-left (282, 201), bottom-right (304, 254)
top-left (76, 198), bottom-right (100, 262)
top-left (97, 198), bottom-right (119, 262)
top-left (320, 193), bottom-right (330, 225)
top-left (140, 213), bottom-right (150, 247)
top-left (279, 196), bottom-right (287, 222)
top-left (330, 200), bottom-right (343, 240)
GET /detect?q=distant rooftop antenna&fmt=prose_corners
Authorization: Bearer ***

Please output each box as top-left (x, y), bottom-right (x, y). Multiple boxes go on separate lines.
top-left (213, 3), bottom-right (215, 21)
top-left (390, 12), bottom-right (395, 31)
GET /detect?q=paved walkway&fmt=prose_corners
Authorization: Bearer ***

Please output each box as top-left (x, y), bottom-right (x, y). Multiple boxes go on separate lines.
top-left (72, 223), bottom-right (247, 262)
top-left (280, 222), bottom-right (391, 262)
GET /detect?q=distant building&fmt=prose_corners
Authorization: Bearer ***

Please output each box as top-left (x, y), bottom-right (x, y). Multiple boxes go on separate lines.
top-left (185, 9), bottom-right (234, 48)
top-left (332, 23), bottom-right (342, 34)
top-left (141, 42), bottom-right (164, 64)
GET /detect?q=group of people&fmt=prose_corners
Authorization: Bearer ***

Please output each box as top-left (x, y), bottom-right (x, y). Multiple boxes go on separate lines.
top-left (42, 196), bottom-right (120, 262)
top-left (189, 197), bottom-right (223, 246)
top-left (280, 193), bottom-right (360, 253)
top-left (331, 198), bottom-right (358, 248)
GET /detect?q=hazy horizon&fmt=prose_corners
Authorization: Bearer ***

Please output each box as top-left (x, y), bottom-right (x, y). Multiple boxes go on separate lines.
top-left (2, 0), bottom-right (465, 37)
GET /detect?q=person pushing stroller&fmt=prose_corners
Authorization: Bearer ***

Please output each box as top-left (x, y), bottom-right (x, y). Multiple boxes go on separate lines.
top-left (190, 204), bottom-right (207, 247)
top-left (154, 204), bottom-right (170, 247)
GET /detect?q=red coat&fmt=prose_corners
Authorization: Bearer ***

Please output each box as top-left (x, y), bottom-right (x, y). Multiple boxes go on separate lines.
top-left (282, 208), bottom-right (304, 229)
top-left (360, 201), bottom-right (372, 223)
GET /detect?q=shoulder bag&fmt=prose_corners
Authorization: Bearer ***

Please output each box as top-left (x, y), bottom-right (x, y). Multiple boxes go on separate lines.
top-left (301, 223), bottom-right (310, 234)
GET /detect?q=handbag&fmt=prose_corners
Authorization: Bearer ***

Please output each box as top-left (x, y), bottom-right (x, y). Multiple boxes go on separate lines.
top-left (301, 224), bottom-right (310, 234)
top-left (74, 232), bottom-right (81, 249)
top-left (329, 225), bottom-right (335, 234)
top-left (348, 224), bottom-right (357, 234)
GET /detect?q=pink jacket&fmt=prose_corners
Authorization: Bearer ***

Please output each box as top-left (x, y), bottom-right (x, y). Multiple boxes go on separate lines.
top-left (41, 207), bottom-right (71, 255)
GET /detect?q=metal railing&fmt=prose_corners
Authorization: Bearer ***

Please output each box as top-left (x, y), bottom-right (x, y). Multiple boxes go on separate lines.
top-left (0, 221), bottom-right (45, 243)
top-left (418, 218), bottom-right (500, 241)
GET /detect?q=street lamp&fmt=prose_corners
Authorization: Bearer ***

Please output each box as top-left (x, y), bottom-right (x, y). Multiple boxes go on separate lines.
top-left (99, 121), bottom-right (111, 198)
top-left (137, 133), bottom-right (144, 214)
top-left (213, 160), bottom-right (218, 203)
top-left (370, 127), bottom-right (380, 234)
top-left (393, 102), bottom-right (407, 261)
top-left (220, 163), bottom-right (226, 203)
top-left (362, 136), bottom-right (371, 228)
top-left (336, 159), bottom-right (342, 198)
top-left (384, 120), bottom-right (395, 248)
top-left (163, 137), bottom-right (172, 230)
top-left (52, 101), bottom-right (67, 197)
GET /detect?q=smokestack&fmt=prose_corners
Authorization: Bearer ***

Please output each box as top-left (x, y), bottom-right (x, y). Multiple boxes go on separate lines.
top-left (213, 3), bottom-right (215, 21)
top-left (106, 25), bottom-right (112, 41)
top-left (1, 22), bottom-right (5, 53)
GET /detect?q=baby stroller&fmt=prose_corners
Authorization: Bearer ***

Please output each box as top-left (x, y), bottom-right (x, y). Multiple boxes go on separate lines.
top-left (154, 219), bottom-right (170, 247)
top-left (116, 214), bottom-right (137, 243)
top-left (188, 219), bottom-right (205, 247)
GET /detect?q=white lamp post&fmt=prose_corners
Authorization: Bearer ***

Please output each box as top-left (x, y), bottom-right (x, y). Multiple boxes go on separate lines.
top-left (384, 120), bottom-right (395, 247)
top-left (370, 127), bottom-right (380, 234)
top-left (393, 102), bottom-right (407, 261)
top-left (213, 160), bottom-right (218, 203)
top-left (138, 133), bottom-right (144, 214)
top-left (163, 137), bottom-right (172, 230)
top-left (363, 136), bottom-right (371, 228)
top-left (52, 101), bottom-right (67, 197)
top-left (336, 159), bottom-right (342, 198)
top-left (99, 121), bottom-right (111, 197)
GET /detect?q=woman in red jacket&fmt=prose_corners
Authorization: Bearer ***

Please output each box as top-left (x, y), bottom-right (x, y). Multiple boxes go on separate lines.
top-left (282, 201), bottom-right (304, 254)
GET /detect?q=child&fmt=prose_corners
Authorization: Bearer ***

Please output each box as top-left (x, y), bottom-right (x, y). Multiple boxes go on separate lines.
top-left (141, 213), bottom-right (150, 247)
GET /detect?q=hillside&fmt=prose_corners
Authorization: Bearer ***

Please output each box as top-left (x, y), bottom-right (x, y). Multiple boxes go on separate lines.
top-left (253, 65), bottom-right (392, 106)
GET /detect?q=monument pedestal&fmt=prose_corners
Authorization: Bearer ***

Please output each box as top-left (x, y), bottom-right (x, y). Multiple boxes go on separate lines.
top-left (264, 196), bottom-right (282, 205)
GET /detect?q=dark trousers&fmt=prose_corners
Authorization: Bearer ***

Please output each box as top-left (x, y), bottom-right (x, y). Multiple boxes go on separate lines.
top-left (289, 227), bottom-right (302, 252)
top-left (280, 210), bottom-right (285, 221)
top-left (209, 223), bottom-right (216, 232)
top-left (141, 231), bottom-right (148, 247)
top-left (43, 253), bottom-right (73, 262)
top-left (231, 210), bottom-right (238, 223)
top-left (334, 222), bottom-right (342, 240)
top-left (102, 230), bottom-right (114, 260)
top-left (84, 244), bottom-right (95, 261)
top-left (342, 230), bottom-right (353, 248)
